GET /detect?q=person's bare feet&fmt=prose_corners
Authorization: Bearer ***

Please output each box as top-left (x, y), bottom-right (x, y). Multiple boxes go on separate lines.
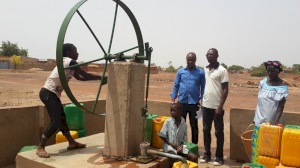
top-left (67, 142), bottom-right (86, 150)
top-left (36, 148), bottom-right (50, 158)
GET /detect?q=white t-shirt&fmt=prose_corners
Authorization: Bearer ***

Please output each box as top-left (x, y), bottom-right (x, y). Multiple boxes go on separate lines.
top-left (202, 64), bottom-right (229, 109)
top-left (43, 57), bottom-right (74, 98)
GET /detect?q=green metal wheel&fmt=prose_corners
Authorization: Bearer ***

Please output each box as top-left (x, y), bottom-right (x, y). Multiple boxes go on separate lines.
top-left (56, 0), bottom-right (151, 115)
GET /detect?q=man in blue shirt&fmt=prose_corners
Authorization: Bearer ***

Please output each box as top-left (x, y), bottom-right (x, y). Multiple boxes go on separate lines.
top-left (170, 52), bottom-right (205, 144)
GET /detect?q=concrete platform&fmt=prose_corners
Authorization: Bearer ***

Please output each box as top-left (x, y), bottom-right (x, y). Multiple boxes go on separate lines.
top-left (15, 133), bottom-right (168, 168)
top-left (15, 133), bottom-right (243, 168)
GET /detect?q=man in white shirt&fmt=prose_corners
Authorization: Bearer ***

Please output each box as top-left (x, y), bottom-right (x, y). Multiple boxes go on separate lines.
top-left (200, 48), bottom-right (229, 166)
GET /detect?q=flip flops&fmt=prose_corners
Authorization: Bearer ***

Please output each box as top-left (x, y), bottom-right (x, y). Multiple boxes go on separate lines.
top-left (67, 143), bottom-right (86, 150)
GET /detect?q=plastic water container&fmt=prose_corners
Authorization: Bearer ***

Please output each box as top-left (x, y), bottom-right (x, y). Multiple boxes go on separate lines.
top-left (76, 128), bottom-right (87, 138)
top-left (258, 155), bottom-right (280, 168)
top-left (259, 123), bottom-right (283, 158)
top-left (280, 125), bottom-right (300, 167)
top-left (172, 160), bottom-right (198, 168)
top-left (64, 103), bottom-right (85, 130)
top-left (56, 131), bottom-right (78, 144)
top-left (242, 163), bottom-right (266, 168)
top-left (19, 145), bottom-right (38, 153)
top-left (151, 116), bottom-right (170, 149)
top-left (275, 163), bottom-right (297, 168)
top-left (184, 141), bottom-right (199, 156)
top-left (146, 114), bottom-right (158, 144)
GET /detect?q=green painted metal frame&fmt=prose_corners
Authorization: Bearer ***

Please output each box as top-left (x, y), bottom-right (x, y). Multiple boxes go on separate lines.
top-left (56, 0), bottom-right (147, 115)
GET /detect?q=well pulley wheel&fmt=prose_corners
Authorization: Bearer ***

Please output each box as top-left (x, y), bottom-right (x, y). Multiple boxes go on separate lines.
top-left (56, 0), bottom-right (152, 116)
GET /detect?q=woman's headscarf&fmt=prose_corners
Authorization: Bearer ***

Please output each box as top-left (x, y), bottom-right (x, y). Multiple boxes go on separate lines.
top-left (263, 61), bottom-right (283, 72)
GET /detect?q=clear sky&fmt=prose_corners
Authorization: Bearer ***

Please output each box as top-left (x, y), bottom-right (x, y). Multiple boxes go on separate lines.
top-left (1, 0), bottom-right (299, 68)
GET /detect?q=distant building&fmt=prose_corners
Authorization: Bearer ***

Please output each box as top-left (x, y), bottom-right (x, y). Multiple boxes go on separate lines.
top-left (82, 63), bottom-right (158, 74)
top-left (0, 56), bottom-right (13, 69)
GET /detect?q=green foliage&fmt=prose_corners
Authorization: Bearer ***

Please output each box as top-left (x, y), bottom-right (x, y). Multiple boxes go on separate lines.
top-left (228, 65), bottom-right (244, 71)
top-left (221, 63), bottom-right (227, 69)
top-left (11, 55), bottom-right (24, 69)
top-left (166, 65), bottom-right (176, 72)
top-left (166, 61), bottom-right (176, 72)
top-left (176, 66), bottom-right (183, 71)
top-left (0, 41), bottom-right (28, 56)
top-left (250, 64), bottom-right (267, 77)
top-left (19, 48), bottom-right (28, 56)
top-left (292, 64), bottom-right (300, 74)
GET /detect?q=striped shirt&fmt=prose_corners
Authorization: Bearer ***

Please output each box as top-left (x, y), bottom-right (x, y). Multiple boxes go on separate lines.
top-left (159, 117), bottom-right (187, 154)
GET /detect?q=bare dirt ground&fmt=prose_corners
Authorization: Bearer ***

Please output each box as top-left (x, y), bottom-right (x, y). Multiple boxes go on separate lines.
top-left (1, 69), bottom-right (300, 167)
top-left (1, 69), bottom-right (299, 111)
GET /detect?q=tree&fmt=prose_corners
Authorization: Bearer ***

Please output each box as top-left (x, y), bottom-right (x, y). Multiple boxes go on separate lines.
top-left (221, 63), bottom-right (228, 69)
top-left (0, 41), bottom-right (28, 56)
top-left (228, 65), bottom-right (244, 71)
top-left (250, 64), bottom-right (267, 77)
top-left (292, 64), bottom-right (300, 73)
top-left (166, 61), bottom-right (176, 72)
top-left (19, 48), bottom-right (28, 56)
top-left (11, 55), bottom-right (24, 69)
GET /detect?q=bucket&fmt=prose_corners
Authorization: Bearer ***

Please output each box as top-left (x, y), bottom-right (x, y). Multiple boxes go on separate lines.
top-left (241, 124), bottom-right (254, 161)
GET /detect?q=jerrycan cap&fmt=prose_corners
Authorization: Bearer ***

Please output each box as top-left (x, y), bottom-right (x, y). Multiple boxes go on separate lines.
top-left (243, 166), bottom-right (250, 168)
top-left (155, 118), bottom-right (161, 122)
top-left (276, 124), bottom-right (283, 127)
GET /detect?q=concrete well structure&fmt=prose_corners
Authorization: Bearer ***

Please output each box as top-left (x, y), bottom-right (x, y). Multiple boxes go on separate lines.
top-left (104, 61), bottom-right (146, 157)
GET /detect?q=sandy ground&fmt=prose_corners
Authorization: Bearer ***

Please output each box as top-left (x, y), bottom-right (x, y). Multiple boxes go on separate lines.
top-left (1, 69), bottom-right (300, 167)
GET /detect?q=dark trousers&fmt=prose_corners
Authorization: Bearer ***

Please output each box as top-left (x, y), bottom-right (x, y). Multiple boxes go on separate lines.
top-left (180, 103), bottom-right (199, 144)
top-left (202, 107), bottom-right (224, 158)
top-left (39, 88), bottom-right (69, 139)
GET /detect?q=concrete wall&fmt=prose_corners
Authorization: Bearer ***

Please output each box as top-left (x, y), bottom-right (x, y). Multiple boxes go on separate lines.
top-left (0, 56), bottom-right (56, 71)
top-left (0, 106), bottom-right (40, 167)
top-left (0, 61), bottom-right (12, 69)
top-left (15, 63), bottom-right (55, 71)
top-left (230, 108), bottom-right (300, 162)
top-left (20, 57), bottom-right (38, 64)
top-left (0, 100), bottom-right (106, 167)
